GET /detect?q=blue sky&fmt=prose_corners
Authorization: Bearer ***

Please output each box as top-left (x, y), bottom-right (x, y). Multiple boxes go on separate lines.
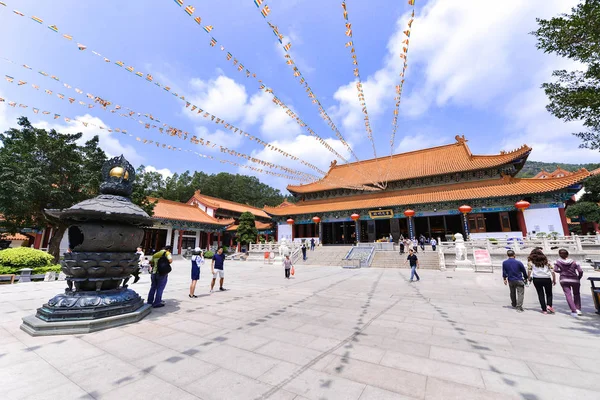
top-left (0, 0), bottom-right (597, 192)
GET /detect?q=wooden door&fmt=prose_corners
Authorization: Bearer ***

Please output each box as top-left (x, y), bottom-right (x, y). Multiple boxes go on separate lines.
top-left (468, 213), bottom-right (487, 233)
top-left (499, 212), bottom-right (511, 232)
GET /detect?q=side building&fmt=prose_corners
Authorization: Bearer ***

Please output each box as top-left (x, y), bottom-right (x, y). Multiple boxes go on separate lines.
top-left (265, 136), bottom-right (594, 244)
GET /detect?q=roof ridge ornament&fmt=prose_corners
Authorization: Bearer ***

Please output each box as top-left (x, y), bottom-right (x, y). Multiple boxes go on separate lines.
top-left (455, 134), bottom-right (467, 144)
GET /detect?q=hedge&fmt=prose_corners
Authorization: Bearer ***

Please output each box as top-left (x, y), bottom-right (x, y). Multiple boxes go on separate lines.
top-left (0, 247), bottom-right (59, 274)
top-left (204, 251), bottom-right (214, 259)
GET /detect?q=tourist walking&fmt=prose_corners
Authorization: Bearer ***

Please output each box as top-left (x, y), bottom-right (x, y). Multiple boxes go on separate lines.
top-left (310, 238), bottom-right (315, 251)
top-left (404, 249), bottom-right (420, 282)
top-left (430, 238), bottom-right (437, 252)
top-left (527, 249), bottom-right (556, 314)
top-left (412, 238), bottom-right (418, 253)
top-left (419, 236), bottom-right (425, 251)
top-left (399, 239), bottom-right (405, 254)
top-left (554, 249), bottom-right (584, 316)
top-left (189, 247), bottom-right (204, 298)
top-left (147, 245), bottom-right (173, 308)
top-left (502, 250), bottom-right (527, 312)
top-left (283, 254), bottom-right (293, 279)
top-left (210, 247), bottom-right (227, 292)
top-left (389, 233), bottom-right (393, 243)
top-left (301, 242), bottom-right (307, 261)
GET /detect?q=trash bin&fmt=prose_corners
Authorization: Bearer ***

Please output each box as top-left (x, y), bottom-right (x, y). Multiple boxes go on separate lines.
top-left (588, 277), bottom-right (600, 315)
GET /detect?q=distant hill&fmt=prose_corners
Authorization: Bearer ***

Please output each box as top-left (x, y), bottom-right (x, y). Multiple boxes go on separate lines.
top-left (518, 161), bottom-right (600, 178)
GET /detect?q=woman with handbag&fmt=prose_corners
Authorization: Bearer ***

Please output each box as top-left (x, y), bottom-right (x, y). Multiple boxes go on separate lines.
top-left (283, 254), bottom-right (293, 279)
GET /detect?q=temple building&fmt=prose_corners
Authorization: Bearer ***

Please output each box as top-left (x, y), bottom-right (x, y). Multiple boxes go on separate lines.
top-left (140, 190), bottom-right (274, 254)
top-left (265, 136), bottom-right (596, 244)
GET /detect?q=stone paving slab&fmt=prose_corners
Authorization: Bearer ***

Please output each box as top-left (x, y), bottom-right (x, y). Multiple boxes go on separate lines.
top-left (1, 259), bottom-right (600, 399)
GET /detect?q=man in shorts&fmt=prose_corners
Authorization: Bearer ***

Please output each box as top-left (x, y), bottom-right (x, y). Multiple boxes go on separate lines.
top-left (210, 247), bottom-right (227, 293)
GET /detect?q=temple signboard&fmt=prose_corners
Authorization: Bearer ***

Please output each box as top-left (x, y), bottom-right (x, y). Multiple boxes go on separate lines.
top-left (368, 209), bottom-right (394, 219)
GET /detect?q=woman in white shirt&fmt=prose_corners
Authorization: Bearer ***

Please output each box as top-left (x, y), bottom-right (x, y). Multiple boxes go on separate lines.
top-left (527, 249), bottom-right (556, 314)
top-left (189, 247), bottom-right (204, 298)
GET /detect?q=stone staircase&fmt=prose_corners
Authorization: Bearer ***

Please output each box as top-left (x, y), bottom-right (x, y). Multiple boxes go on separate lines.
top-left (370, 250), bottom-right (440, 269)
top-left (299, 245), bottom-right (353, 266)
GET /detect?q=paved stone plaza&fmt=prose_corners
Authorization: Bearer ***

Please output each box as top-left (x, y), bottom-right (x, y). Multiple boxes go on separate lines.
top-left (2, 259), bottom-right (600, 399)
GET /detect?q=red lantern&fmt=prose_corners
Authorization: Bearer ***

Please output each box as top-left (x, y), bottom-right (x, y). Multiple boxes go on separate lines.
top-left (404, 209), bottom-right (415, 218)
top-left (351, 213), bottom-right (360, 221)
top-left (286, 218), bottom-right (294, 225)
top-left (515, 200), bottom-right (530, 211)
top-left (458, 205), bottom-right (472, 214)
top-left (312, 216), bottom-right (321, 224)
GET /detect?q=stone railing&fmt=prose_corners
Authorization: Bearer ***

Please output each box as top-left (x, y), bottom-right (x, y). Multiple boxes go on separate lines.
top-left (342, 246), bottom-right (375, 268)
top-left (358, 242), bottom-right (395, 251)
top-left (249, 242), bottom-right (301, 253)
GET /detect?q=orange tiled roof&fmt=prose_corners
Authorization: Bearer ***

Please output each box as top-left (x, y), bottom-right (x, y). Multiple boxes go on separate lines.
top-left (150, 198), bottom-right (233, 226)
top-left (0, 233), bottom-right (29, 241)
top-left (266, 170), bottom-right (590, 216)
top-left (590, 167), bottom-right (600, 176)
top-left (534, 167), bottom-right (573, 179)
top-left (188, 190), bottom-right (270, 219)
top-left (226, 221), bottom-right (273, 231)
top-left (287, 137), bottom-right (531, 194)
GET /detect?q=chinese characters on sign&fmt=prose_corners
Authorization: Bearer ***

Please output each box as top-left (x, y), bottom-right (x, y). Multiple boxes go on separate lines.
top-left (368, 209), bottom-right (394, 219)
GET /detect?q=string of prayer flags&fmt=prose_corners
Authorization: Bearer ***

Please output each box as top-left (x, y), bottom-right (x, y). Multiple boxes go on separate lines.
top-left (340, 1), bottom-right (377, 160)
top-left (2, 3), bottom-right (331, 178)
top-left (384, 0), bottom-right (416, 186)
top-left (388, 1), bottom-right (416, 156)
top-left (252, 3), bottom-right (360, 167)
top-left (164, 1), bottom-right (352, 166)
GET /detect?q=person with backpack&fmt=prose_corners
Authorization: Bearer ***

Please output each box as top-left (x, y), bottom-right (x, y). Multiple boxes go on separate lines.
top-left (189, 247), bottom-right (204, 298)
top-left (147, 245), bottom-right (173, 308)
top-left (554, 249), bottom-right (584, 316)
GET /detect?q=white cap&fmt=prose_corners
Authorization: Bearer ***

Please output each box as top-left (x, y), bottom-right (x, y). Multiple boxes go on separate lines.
top-left (194, 247), bottom-right (201, 252)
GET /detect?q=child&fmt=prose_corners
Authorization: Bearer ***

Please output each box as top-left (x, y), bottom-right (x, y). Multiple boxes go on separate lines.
top-left (141, 257), bottom-right (151, 273)
top-left (283, 255), bottom-right (293, 279)
top-left (190, 247), bottom-right (204, 298)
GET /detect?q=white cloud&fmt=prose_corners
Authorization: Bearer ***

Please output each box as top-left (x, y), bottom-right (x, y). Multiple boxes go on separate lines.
top-left (144, 165), bottom-right (173, 179)
top-left (32, 114), bottom-right (144, 166)
top-left (330, 0), bottom-right (584, 153)
top-left (184, 75), bottom-right (301, 142)
top-left (193, 125), bottom-right (243, 153)
top-left (394, 133), bottom-right (450, 154)
top-left (239, 134), bottom-right (352, 191)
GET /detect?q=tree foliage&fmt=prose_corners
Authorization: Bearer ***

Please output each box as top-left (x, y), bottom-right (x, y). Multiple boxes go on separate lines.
top-left (0, 117), bottom-right (107, 261)
top-left (566, 201), bottom-right (600, 223)
top-left (133, 167), bottom-right (295, 208)
top-left (532, 0), bottom-right (600, 149)
top-left (580, 173), bottom-right (600, 202)
top-left (236, 211), bottom-right (258, 247)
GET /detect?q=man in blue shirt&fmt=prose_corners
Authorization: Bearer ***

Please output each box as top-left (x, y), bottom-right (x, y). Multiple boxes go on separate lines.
top-left (210, 247), bottom-right (227, 293)
top-left (502, 250), bottom-right (527, 312)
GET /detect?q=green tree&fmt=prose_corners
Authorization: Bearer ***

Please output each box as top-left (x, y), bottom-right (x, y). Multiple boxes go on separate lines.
top-left (532, 0), bottom-right (600, 149)
top-left (0, 117), bottom-right (107, 262)
top-left (236, 211), bottom-right (258, 248)
top-left (581, 173), bottom-right (600, 202)
top-left (131, 165), bottom-right (161, 216)
top-left (566, 201), bottom-right (600, 223)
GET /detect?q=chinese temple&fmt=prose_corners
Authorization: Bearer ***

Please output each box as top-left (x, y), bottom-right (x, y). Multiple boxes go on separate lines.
top-left (265, 136), bottom-right (595, 244)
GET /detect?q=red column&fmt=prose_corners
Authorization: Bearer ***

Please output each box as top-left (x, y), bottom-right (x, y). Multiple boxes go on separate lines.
top-left (558, 207), bottom-right (570, 236)
top-left (33, 233), bottom-right (43, 249)
top-left (229, 236), bottom-right (233, 247)
top-left (218, 232), bottom-right (221, 246)
top-left (177, 230), bottom-right (183, 254)
top-left (208, 232), bottom-right (212, 248)
top-left (516, 211), bottom-right (527, 237)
